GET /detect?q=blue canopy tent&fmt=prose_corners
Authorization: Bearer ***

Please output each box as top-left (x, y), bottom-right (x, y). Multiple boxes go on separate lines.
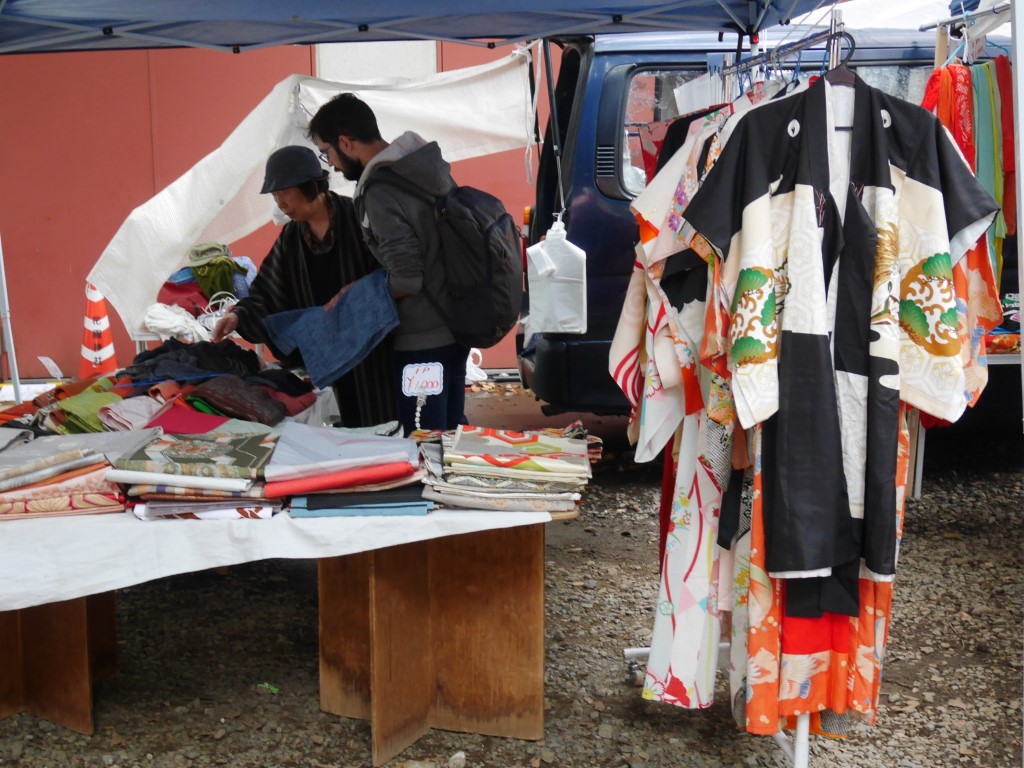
top-left (0, 0), bottom-right (829, 53)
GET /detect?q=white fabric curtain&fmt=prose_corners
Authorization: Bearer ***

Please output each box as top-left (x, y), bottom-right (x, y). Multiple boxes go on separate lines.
top-left (87, 50), bottom-right (535, 338)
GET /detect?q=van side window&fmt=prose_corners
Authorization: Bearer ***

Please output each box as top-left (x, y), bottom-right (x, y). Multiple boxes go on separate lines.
top-left (622, 68), bottom-right (701, 195)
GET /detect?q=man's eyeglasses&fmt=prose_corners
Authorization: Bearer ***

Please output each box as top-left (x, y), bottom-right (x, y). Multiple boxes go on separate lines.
top-left (317, 147), bottom-right (331, 164)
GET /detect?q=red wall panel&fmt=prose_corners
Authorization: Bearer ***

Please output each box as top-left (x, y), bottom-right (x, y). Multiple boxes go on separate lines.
top-left (0, 46), bottom-right (313, 379)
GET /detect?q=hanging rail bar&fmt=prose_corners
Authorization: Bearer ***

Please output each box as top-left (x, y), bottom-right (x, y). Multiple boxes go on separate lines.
top-left (718, 26), bottom-right (847, 77)
top-left (919, 0), bottom-right (1010, 32)
top-left (827, 9), bottom-right (842, 69)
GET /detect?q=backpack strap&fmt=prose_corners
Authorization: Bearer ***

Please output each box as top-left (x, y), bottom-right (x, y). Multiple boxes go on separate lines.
top-left (360, 170), bottom-right (438, 206)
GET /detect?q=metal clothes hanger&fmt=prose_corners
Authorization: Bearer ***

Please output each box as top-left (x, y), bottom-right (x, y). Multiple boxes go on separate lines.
top-left (790, 50), bottom-right (804, 89)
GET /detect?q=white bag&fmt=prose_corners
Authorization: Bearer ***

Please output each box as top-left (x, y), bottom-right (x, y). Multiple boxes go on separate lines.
top-left (465, 348), bottom-right (488, 384)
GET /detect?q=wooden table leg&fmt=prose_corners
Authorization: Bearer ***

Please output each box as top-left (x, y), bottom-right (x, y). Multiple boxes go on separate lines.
top-left (319, 554), bottom-right (372, 720)
top-left (87, 593), bottom-right (118, 683)
top-left (3, 598), bottom-right (95, 733)
top-left (319, 543), bottom-right (434, 767)
top-left (0, 609), bottom-right (24, 720)
top-left (429, 524), bottom-right (545, 740)
top-left (369, 540), bottom-right (433, 766)
top-left (317, 524), bottom-right (547, 767)
top-left (0, 593), bottom-right (117, 734)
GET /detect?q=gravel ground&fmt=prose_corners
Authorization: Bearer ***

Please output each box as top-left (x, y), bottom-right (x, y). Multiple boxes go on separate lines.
top-left (0, 382), bottom-right (1021, 768)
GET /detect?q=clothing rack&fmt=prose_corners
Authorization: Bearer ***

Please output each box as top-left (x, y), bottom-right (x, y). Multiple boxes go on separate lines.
top-left (921, 1), bottom-right (1011, 66)
top-left (911, 0), bottom-right (1021, 466)
top-left (918, 0), bottom-right (1010, 32)
top-left (624, 11), bottom-right (860, 768)
top-left (717, 25), bottom-right (853, 78)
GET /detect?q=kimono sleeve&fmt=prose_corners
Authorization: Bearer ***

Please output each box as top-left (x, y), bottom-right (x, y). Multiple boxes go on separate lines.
top-left (678, 115), bottom-right (768, 264)
top-left (931, 120), bottom-right (999, 262)
top-left (681, 115), bottom-right (781, 428)
top-left (897, 114), bottom-right (998, 421)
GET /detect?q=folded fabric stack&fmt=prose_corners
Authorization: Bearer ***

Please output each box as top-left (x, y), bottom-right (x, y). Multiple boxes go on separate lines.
top-left (0, 340), bottom-right (327, 439)
top-left (109, 429), bottom-right (280, 521)
top-left (127, 472), bottom-right (279, 521)
top-left (0, 429), bottom-right (158, 520)
top-left (132, 497), bottom-right (279, 521)
top-left (420, 423), bottom-right (596, 513)
top-left (7, 374), bottom-right (142, 435)
top-left (99, 394), bottom-right (163, 431)
top-left (266, 422), bottom-right (424, 516)
top-left (290, 485), bottom-right (432, 517)
top-left (983, 293), bottom-right (1020, 356)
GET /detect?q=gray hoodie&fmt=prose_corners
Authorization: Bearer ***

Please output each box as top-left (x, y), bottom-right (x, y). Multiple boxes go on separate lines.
top-left (354, 131), bottom-right (457, 352)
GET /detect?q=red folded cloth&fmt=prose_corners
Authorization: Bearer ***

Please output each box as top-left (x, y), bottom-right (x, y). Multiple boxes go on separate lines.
top-left (264, 462), bottom-right (417, 499)
top-left (146, 399), bottom-right (230, 433)
top-left (148, 380), bottom-right (197, 404)
top-left (260, 387), bottom-right (317, 416)
top-left (156, 280), bottom-right (209, 316)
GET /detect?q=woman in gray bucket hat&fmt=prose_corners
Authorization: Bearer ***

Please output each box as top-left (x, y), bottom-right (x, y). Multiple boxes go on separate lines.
top-left (212, 145), bottom-right (397, 428)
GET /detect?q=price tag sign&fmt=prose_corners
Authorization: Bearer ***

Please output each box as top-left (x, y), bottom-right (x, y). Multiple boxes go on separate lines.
top-left (37, 355), bottom-right (65, 379)
top-left (402, 362), bottom-right (444, 397)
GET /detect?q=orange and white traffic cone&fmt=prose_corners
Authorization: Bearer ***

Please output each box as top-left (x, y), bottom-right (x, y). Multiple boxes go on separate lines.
top-left (80, 282), bottom-right (118, 379)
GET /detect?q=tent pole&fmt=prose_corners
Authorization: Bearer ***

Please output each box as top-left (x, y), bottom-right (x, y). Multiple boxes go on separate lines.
top-left (1013, 0), bottom-right (1023, 433)
top-left (542, 39), bottom-right (566, 215)
top-left (0, 230), bottom-right (21, 405)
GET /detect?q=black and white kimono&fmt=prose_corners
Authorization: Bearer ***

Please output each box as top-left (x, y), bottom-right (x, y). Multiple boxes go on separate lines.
top-left (681, 75), bottom-right (997, 612)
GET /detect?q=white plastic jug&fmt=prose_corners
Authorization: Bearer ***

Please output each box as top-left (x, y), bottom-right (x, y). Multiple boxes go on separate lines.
top-left (525, 220), bottom-right (587, 334)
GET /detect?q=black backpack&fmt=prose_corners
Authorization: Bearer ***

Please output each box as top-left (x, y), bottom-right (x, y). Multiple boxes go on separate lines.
top-left (361, 174), bottom-right (523, 349)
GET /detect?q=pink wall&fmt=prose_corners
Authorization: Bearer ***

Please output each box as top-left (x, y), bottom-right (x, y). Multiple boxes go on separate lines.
top-left (0, 41), bottom-right (543, 379)
top-left (0, 46), bottom-right (314, 379)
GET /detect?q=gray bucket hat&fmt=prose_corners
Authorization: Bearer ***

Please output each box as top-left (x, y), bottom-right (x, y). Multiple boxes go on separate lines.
top-left (260, 145), bottom-right (329, 194)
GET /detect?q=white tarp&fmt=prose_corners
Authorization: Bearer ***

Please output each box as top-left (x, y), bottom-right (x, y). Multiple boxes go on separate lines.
top-left (88, 49), bottom-right (535, 338)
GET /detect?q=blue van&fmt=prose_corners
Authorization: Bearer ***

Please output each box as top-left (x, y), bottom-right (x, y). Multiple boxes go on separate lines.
top-left (517, 27), bottom-right (1010, 414)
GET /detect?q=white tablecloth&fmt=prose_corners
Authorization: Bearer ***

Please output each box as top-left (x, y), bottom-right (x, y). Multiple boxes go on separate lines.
top-left (0, 510), bottom-right (550, 612)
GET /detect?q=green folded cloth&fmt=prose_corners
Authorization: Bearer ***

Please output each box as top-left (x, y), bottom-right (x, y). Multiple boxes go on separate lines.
top-left (184, 396), bottom-right (230, 417)
top-left (191, 250), bottom-right (245, 299)
top-left (188, 242), bottom-right (231, 267)
top-left (58, 389), bottom-right (123, 434)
